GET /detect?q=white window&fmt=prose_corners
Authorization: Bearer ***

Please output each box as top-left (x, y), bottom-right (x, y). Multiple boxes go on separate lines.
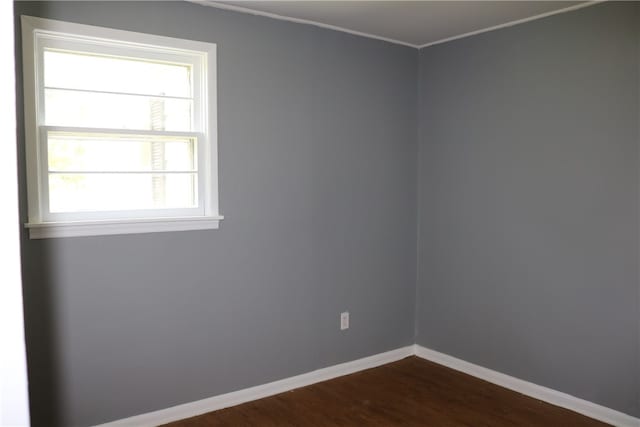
top-left (21, 16), bottom-right (222, 238)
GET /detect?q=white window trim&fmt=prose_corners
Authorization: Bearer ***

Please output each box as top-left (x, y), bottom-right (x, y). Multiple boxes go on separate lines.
top-left (21, 15), bottom-right (223, 239)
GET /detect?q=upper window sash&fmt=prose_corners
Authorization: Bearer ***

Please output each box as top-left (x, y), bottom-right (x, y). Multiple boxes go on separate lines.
top-left (35, 35), bottom-right (205, 133)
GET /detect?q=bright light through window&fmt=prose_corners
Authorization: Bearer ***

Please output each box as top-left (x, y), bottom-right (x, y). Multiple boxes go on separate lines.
top-left (44, 50), bottom-right (194, 131)
top-left (47, 132), bottom-right (197, 213)
top-left (22, 16), bottom-right (221, 238)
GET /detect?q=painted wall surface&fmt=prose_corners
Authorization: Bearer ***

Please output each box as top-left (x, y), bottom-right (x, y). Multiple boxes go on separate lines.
top-left (14, 0), bottom-right (640, 425)
top-left (13, 2), bottom-right (418, 426)
top-left (416, 1), bottom-right (639, 417)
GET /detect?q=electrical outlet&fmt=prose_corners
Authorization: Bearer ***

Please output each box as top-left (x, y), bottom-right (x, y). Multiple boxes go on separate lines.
top-left (340, 312), bottom-right (349, 330)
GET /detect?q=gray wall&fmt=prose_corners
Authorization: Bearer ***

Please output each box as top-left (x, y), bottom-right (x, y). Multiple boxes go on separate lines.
top-left (15, 0), bottom-right (640, 425)
top-left (416, 1), bottom-right (639, 417)
top-left (13, 2), bottom-right (418, 426)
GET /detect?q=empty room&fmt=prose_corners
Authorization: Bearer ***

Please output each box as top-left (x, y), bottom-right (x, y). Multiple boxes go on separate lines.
top-left (1, 0), bottom-right (639, 426)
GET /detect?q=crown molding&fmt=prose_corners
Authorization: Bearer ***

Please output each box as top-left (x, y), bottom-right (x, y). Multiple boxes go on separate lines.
top-left (187, 1), bottom-right (604, 51)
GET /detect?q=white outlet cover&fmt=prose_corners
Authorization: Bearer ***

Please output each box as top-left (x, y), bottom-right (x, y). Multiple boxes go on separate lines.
top-left (340, 312), bottom-right (349, 330)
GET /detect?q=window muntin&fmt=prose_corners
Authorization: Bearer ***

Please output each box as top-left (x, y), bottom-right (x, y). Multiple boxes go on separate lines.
top-left (22, 16), bottom-right (221, 238)
top-left (44, 89), bottom-right (193, 131)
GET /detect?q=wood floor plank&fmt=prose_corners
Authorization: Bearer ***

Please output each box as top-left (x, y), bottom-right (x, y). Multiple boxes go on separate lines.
top-left (163, 357), bottom-right (609, 426)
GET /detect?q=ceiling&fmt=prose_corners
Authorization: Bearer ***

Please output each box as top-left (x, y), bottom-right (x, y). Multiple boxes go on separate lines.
top-left (194, 1), bottom-right (592, 48)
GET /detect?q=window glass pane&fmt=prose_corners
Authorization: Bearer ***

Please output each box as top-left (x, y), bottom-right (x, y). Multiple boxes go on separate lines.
top-left (44, 50), bottom-right (192, 97)
top-left (48, 132), bottom-right (196, 172)
top-left (49, 173), bottom-right (197, 213)
top-left (45, 88), bottom-right (192, 131)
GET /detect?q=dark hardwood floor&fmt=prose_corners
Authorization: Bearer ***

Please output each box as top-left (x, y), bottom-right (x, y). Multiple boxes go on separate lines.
top-left (163, 356), bottom-right (608, 426)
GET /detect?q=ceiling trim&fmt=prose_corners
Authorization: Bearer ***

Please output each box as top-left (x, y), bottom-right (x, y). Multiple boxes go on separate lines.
top-left (418, 1), bottom-right (603, 49)
top-left (188, 0), bottom-right (603, 50)
top-left (187, 0), bottom-right (419, 48)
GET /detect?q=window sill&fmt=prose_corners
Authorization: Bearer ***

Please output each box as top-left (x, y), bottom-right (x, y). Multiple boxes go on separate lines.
top-left (25, 215), bottom-right (224, 239)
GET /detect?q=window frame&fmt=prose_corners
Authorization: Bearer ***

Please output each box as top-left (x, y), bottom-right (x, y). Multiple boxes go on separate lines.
top-left (21, 15), bottom-right (222, 239)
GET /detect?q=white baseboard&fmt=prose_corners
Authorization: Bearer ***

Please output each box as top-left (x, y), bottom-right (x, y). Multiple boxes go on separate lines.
top-left (93, 346), bottom-right (414, 427)
top-left (95, 344), bottom-right (638, 427)
top-left (413, 345), bottom-right (639, 427)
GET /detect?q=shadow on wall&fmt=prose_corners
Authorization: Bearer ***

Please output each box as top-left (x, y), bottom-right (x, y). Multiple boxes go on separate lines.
top-left (14, 3), bottom-right (65, 426)
top-left (20, 239), bottom-right (64, 427)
